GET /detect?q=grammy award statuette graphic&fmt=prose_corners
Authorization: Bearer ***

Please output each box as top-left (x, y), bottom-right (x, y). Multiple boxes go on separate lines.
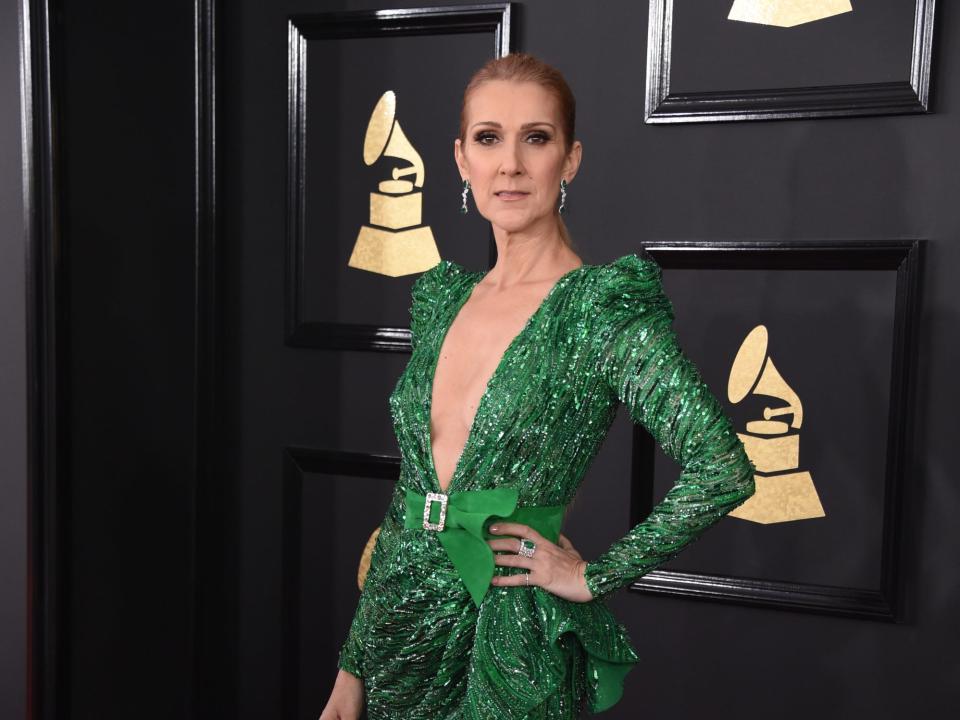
top-left (728, 0), bottom-right (852, 28)
top-left (348, 90), bottom-right (441, 277)
top-left (726, 325), bottom-right (824, 524)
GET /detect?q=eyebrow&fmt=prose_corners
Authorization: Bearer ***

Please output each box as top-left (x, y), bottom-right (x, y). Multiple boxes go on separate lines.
top-left (470, 121), bottom-right (556, 131)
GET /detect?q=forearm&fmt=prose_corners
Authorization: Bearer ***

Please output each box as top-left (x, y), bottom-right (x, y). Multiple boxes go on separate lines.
top-left (584, 430), bottom-right (754, 600)
top-left (336, 484), bottom-right (404, 677)
top-left (584, 254), bottom-right (756, 600)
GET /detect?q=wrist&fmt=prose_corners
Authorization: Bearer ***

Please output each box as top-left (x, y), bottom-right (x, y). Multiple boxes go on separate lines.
top-left (578, 560), bottom-right (594, 600)
top-left (581, 560), bottom-right (605, 601)
top-left (338, 667), bottom-right (363, 684)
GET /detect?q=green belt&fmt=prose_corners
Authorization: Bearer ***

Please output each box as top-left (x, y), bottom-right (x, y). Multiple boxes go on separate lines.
top-left (403, 487), bottom-right (565, 608)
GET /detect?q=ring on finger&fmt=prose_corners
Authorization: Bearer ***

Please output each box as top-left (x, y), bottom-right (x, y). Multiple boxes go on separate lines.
top-left (517, 537), bottom-right (537, 558)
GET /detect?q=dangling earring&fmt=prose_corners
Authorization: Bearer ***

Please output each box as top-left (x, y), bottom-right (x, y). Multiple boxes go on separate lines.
top-left (460, 179), bottom-right (471, 214)
top-left (558, 178), bottom-right (568, 215)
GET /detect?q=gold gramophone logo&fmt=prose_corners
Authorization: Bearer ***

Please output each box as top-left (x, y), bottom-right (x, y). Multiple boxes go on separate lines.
top-left (728, 0), bottom-right (852, 27)
top-left (726, 325), bottom-right (825, 524)
top-left (347, 90), bottom-right (441, 277)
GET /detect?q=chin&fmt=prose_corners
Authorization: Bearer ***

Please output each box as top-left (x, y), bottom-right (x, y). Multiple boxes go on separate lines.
top-left (482, 209), bottom-right (546, 234)
top-left (493, 219), bottom-right (532, 233)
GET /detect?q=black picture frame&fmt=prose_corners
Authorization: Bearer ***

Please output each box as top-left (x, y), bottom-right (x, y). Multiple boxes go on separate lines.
top-left (645, 0), bottom-right (938, 124)
top-left (285, 4), bottom-right (512, 351)
top-left (624, 240), bottom-right (923, 622)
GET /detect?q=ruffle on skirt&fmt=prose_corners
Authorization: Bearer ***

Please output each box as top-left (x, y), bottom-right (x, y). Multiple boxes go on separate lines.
top-left (468, 582), bottom-right (640, 716)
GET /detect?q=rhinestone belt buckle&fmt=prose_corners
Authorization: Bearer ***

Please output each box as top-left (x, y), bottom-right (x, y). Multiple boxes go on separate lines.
top-left (423, 491), bottom-right (449, 531)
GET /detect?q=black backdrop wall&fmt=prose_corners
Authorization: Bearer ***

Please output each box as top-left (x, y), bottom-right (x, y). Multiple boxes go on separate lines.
top-left (10, 1), bottom-right (960, 719)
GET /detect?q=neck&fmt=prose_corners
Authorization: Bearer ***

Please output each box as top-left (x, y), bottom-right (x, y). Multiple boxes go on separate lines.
top-left (487, 217), bottom-right (579, 287)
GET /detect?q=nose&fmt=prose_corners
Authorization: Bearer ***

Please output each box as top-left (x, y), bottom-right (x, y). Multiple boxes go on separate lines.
top-left (498, 137), bottom-right (524, 176)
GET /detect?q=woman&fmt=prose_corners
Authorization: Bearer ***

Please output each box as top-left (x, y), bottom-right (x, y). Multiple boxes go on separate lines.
top-left (320, 52), bottom-right (756, 719)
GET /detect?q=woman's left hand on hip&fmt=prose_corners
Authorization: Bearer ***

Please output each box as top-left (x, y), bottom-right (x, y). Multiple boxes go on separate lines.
top-left (487, 523), bottom-right (594, 603)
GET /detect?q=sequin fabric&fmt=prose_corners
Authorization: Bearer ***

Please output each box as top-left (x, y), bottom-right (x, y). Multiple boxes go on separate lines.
top-left (337, 252), bottom-right (756, 718)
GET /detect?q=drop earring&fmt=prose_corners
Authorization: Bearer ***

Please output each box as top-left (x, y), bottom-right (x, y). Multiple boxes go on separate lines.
top-left (558, 178), bottom-right (568, 215)
top-left (460, 179), bottom-right (471, 214)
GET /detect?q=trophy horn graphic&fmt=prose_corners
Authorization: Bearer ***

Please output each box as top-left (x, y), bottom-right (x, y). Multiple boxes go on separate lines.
top-left (347, 90), bottom-right (441, 277)
top-left (728, 0), bottom-right (853, 27)
top-left (726, 325), bottom-right (825, 524)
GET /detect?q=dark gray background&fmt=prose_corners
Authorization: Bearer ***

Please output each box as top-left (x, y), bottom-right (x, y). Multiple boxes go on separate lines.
top-left (3, 1), bottom-right (958, 719)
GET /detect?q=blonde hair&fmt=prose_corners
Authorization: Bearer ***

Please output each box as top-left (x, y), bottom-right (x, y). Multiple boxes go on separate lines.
top-left (459, 52), bottom-right (577, 248)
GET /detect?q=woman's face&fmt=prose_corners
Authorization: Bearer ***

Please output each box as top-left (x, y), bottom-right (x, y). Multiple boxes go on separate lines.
top-left (454, 80), bottom-right (582, 235)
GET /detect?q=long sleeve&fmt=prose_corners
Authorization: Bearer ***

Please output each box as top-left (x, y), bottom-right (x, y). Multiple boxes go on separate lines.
top-left (337, 482), bottom-right (405, 678)
top-left (582, 253), bottom-right (756, 601)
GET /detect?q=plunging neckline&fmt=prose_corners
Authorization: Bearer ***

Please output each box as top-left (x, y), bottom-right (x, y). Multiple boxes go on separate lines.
top-left (425, 262), bottom-right (589, 495)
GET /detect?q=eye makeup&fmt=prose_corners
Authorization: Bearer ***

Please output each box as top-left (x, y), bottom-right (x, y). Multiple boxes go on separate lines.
top-left (472, 130), bottom-right (553, 144)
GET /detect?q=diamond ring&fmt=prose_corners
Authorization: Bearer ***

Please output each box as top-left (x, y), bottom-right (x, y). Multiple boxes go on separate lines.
top-left (517, 538), bottom-right (537, 558)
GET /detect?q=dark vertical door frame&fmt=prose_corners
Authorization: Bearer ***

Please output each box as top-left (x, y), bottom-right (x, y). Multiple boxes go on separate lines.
top-left (191, 0), bottom-right (224, 717)
top-left (22, 0), bottom-right (65, 718)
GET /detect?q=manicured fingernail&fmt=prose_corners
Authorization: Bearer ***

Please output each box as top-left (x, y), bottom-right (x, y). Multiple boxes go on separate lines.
top-left (490, 525), bottom-right (499, 532)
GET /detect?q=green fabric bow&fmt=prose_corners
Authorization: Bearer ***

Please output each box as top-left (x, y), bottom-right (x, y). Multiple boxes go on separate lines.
top-left (404, 487), bottom-right (565, 608)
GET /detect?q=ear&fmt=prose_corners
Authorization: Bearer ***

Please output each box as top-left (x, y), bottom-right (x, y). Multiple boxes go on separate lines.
top-left (561, 140), bottom-right (583, 184)
top-left (454, 138), bottom-right (469, 180)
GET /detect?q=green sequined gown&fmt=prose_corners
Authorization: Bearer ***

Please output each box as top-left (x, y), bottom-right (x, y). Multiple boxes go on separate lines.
top-left (337, 253), bottom-right (756, 718)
